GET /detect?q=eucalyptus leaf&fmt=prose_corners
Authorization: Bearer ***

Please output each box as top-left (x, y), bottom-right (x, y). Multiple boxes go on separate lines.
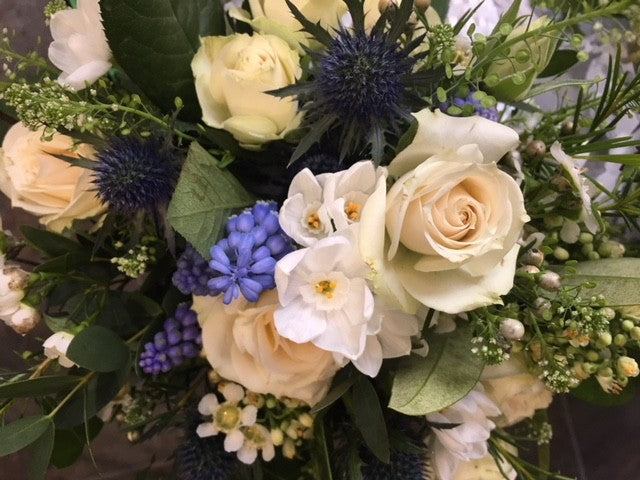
top-left (310, 368), bottom-right (356, 414)
top-left (27, 421), bottom-right (54, 480)
top-left (101, 0), bottom-right (225, 119)
top-left (351, 376), bottom-right (390, 463)
top-left (168, 142), bottom-right (255, 258)
top-left (50, 418), bottom-right (103, 468)
top-left (0, 415), bottom-right (53, 457)
top-left (389, 324), bottom-right (483, 415)
top-left (310, 416), bottom-right (333, 480)
top-left (563, 258), bottom-right (640, 306)
top-left (0, 376), bottom-right (80, 399)
top-left (66, 326), bottom-right (130, 373)
top-left (20, 226), bottom-right (81, 257)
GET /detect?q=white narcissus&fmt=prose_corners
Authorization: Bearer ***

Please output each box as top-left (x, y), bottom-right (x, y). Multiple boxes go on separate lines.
top-left (279, 161), bottom-right (383, 247)
top-left (426, 387), bottom-right (501, 480)
top-left (360, 109), bottom-right (529, 315)
top-left (191, 33), bottom-right (302, 146)
top-left (48, 0), bottom-right (112, 91)
top-left (274, 226), bottom-right (375, 362)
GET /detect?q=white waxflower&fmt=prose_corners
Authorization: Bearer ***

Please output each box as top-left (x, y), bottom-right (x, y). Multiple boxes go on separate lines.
top-left (426, 386), bottom-right (501, 480)
top-left (274, 226), bottom-right (375, 361)
top-left (43, 331), bottom-right (76, 368)
top-left (236, 424), bottom-right (276, 464)
top-left (196, 383), bottom-right (259, 459)
top-left (48, 0), bottom-right (112, 91)
top-left (279, 161), bottom-right (384, 247)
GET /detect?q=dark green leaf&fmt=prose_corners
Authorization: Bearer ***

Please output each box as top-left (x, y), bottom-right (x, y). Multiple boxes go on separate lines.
top-left (563, 258), bottom-right (640, 306)
top-left (395, 119), bottom-right (418, 155)
top-left (490, 0), bottom-right (522, 35)
top-left (34, 252), bottom-right (91, 274)
top-left (101, 0), bottom-right (225, 119)
top-left (310, 415), bottom-right (333, 480)
top-left (0, 376), bottom-right (80, 399)
top-left (539, 49), bottom-right (579, 77)
top-left (430, 0), bottom-right (450, 20)
top-left (67, 326), bottom-right (130, 373)
top-left (0, 415), bottom-right (53, 457)
top-left (389, 324), bottom-right (484, 415)
top-left (20, 226), bottom-right (81, 257)
top-left (27, 421), bottom-right (54, 480)
top-left (167, 142), bottom-right (255, 257)
top-left (571, 376), bottom-right (637, 407)
top-left (310, 368), bottom-right (356, 414)
top-left (351, 377), bottom-right (390, 463)
top-left (50, 418), bottom-right (102, 468)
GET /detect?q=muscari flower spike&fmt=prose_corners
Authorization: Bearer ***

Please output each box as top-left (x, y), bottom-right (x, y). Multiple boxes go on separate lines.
top-left (173, 244), bottom-right (218, 297)
top-left (277, 0), bottom-right (435, 164)
top-left (94, 136), bottom-right (180, 213)
top-left (208, 201), bottom-right (293, 305)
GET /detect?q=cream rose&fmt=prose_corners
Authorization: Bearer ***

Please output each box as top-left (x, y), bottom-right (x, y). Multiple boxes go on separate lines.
top-left (191, 33), bottom-right (302, 146)
top-left (247, 0), bottom-right (348, 33)
top-left (482, 354), bottom-right (553, 427)
top-left (193, 290), bottom-right (340, 406)
top-left (360, 110), bottom-right (528, 314)
top-left (0, 123), bottom-right (105, 232)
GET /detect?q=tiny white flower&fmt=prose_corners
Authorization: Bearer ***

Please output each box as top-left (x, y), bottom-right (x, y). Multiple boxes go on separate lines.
top-left (274, 226), bottom-right (375, 360)
top-left (43, 331), bottom-right (76, 368)
top-left (237, 424), bottom-right (275, 464)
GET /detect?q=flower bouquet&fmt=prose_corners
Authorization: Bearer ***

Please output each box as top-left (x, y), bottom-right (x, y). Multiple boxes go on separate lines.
top-left (0, 0), bottom-right (639, 478)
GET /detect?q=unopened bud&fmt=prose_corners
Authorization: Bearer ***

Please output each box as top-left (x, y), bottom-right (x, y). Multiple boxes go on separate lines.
top-left (298, 412), bottom-right (314, 428)
top-left (127, 430), bottom-right (141, 443)
top-left (550, 175), bottom-right (572, 192)
top-left (522, 248), bottom-right (544, 267)
top-left (500, 318), bottom-right (525, 341)
top-left (533, 297), bottom-right (552, 315)
top-left (631, 326), bottom-right (640, 340)
top-left (271, 429), bottom-right (284, 446)
top-left (283, 438), bottom-right (297, 459)
top-left (518, 265), bottom-right (540, 275)
top-left (526, 140), bottom-right (547, 158)
top-left (617, 356), bottom-right (639, 377)
top-left (561, 121), bottom-right (574, 135)
top-left (539, 271), bottom-right (562, 291)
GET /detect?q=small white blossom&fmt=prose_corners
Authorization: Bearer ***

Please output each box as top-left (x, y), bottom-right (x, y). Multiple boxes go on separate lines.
top-left (43, 331), bottom-right (76, 368)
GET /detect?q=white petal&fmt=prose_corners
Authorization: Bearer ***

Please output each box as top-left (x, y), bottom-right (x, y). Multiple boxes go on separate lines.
top-left (224, 429), bottom-right (246, 452)
top-left (241, 405), bottom-right (258, 426)
top-left (274, 300), bottom-right (327, 343)
top-left (198, 393), bottom-right (219, 415)
top-left (196, 422), bottom-right (218, 438)
top-left (351, 335), bottom-right (383, 377)
top-left (237, 445), bottom-right (258, 464)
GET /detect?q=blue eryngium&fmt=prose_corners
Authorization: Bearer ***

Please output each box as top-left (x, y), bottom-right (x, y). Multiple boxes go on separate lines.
top-left (94, 136), bottom-right (179, 212)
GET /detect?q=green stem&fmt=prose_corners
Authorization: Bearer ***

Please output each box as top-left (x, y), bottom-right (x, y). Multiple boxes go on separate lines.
top-left (105, 104), bottom-right (197, 142)
top-left (47, 371), bottom-right (96, 419)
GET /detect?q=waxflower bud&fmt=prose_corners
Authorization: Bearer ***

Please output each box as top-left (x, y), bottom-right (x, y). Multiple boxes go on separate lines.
top-left (522, 248), bottom-right (544, 267)
top-left (484, 17), bottom-right (557, 101)
top-left (631, 326), bottom-right (640, 340)
top-left (526, 140), bottom-right (547, 158)
top-left (500, 318), bottom-right (525, 341)
top-left (538, 271), bottom-right (562, 291)
top-left (282, 438), bottom-right (296, 459)
top-left (617, 356), bottom-right (639, 377)
top-left (614, 334), bottom-right (627, 346)
top-left (518, 265), bottom-right (540, 275)
top-left (271, 428), bottom-right (284, 446)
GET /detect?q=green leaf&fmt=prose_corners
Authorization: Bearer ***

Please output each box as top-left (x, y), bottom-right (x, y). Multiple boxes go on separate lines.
top-left (0, 415), bottom-right (53, 457)
top-left (101, 0), bottom-right (225, 120)
top-left (310, 415), bottom-right (333, 480)
top-left (66, 326), bottom-right (130, 372)
top-left (571, 376), bottom-right (638, 407)
top-left (20, 226), bottom-right (81, 257)
top-left (522, 79), bottom-right (593, 100)
top-left (168, 142), bottom-right (255, 258)
top-left (430, 0), bottom-right (450, 20)
top-left (564, 258), bottom-right (640, 306)
top-left (395, 118), bottom-right (418, 156)
top-left (539, 49), bottom-right (579, 77)
top-left (50, 418), bottom-right (102, 468)
top-left (310, 368), bottom-right (356, 414)
top-left (0, 376), bottom-right (80, 399)
top-left (389, 324), bottom-right (484, 415)
top-left (351, 377), bottom-right (390, 463)
top-left (27, 421), bottom-right (54, 480)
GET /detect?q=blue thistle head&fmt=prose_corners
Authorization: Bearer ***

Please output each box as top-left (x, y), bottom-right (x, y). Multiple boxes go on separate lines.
top-left (360, 451), bottom-right (431, 480)
top-left (176, 410), bottom-right (238, 480)
top-left (94, 136), bottom-right (180, 212)
top-left (277, 0), bottom-right (434, 164)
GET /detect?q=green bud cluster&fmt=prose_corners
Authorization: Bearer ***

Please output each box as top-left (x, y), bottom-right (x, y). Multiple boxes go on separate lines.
top-left (111, 237), bottom-right (158, 279)
top-left (44, 0), bottom-right (68, 20)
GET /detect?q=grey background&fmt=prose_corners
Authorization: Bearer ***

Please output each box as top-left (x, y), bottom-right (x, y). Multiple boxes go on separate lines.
top-left (0, 1), bottom-right (638, 479)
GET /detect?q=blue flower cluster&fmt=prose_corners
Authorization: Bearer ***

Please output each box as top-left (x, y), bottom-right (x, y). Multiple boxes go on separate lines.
top-left (173, 244), bottom-right (218, 296)
top-left (441, 92), bottom-right (499, 122)
top-left (139, 304), bottom-right (202, 375)
top-left (209, 201), bottom-right (293, 304)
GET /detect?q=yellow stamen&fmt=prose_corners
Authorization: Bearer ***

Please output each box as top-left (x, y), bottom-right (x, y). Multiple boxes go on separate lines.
top-left (307, 213), bottom-right (322, 230)
top-left (315, 280), bottom-right (337, 299)
top-left (345, 202), bottom-right (362, 221)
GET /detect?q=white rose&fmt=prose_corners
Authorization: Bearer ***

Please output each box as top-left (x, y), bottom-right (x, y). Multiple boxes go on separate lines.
top-left (191, 33), bottom-right (302, 146)
top-left (0, 123), bottom-right (106, 233)
top-left (193, 290), bottom-right (340, 406)
top-left (248, 0), bottom-right (348, 32)
top-left (48, 0), bottom-right (112, 91)
top-left (43, 331), bottom-right (76, 368)
top-left (481, 354), bottom-right (553, 427)
top-left (360, 110), bottom-right (529, 314)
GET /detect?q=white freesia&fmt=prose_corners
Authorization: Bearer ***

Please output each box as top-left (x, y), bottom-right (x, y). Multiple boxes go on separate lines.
top-left (481, 354), bottom-right (553, 427)
top-left (193, 290), bottom-right (340, 406)
top-left (274, 226), bottom-right (376, 362)
top-left (360, 109), bottom-right (529, 314)
top-left (191, 33), bottom-right (302, 146)
top-left (279, 161), bottom-right (383, 246)
top-left (426, 386), bottom-right (500, 480)
top-left (48, 0), bottom-right (112, 91)
top-left (43, 331), bottom-right (76, 368)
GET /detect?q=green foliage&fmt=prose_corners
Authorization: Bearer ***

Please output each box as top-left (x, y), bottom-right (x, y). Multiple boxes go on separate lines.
top-left (0, 376), bottom-right (80, 399)
top-left (538, 49), bottom-right (579, 77)
top-left (21, 226), bottom-right (83, 257)
top-left (50, 418), bottom-right (102, 468)
top-left (310, 367), bottom-right (356, 415)
top-left (564, 258), bottom-right (640, 306)
top-left (0, 415), bottom-right (53, 457)
top-left (27, 420), bottom-right (54, 480)
top-left (389, 323), bottom-right (484, 415)
top-left (571, 376), bottom-right (638, 407)
top-left (351, 377), bottom-right (390, 463)
top-left (101, 0), bottom-right (225, 120)
top-left (66, 326), bottom-right (130, 373)
top-left (168, 142), bottom-right (255, 257)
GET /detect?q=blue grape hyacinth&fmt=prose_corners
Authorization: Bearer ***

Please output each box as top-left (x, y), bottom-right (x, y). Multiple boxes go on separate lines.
top-left (172, 244), bottom-right (218, 296)
top-left (208, 201), bottom-right (293, 305)
top-left (139, 304), bottom-right (202, 375)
